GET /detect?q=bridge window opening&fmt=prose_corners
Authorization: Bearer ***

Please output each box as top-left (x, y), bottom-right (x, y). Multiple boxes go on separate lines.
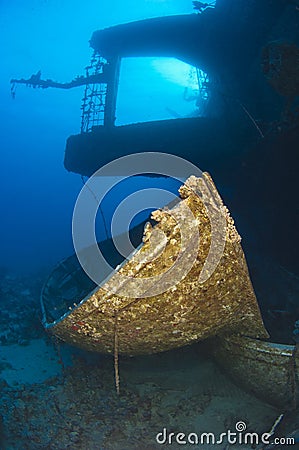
top-left (115, 57), bottom-right (209, 126)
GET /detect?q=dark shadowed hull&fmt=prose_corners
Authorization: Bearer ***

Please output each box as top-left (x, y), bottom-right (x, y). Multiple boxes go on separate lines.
top-left (64, 117), bottom-right (256, 177)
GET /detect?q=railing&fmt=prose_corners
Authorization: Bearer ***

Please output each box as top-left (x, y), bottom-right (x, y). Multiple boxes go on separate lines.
top-left (80, 52), bottom-right (108, 133)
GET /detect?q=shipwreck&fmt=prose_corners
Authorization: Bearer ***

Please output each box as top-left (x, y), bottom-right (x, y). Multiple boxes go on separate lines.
top-left (12, 0), bottom-right (299, 407)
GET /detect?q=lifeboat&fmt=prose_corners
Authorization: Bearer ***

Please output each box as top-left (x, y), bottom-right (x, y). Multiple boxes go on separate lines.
top-left (41, 174), bottom-right (299, 408)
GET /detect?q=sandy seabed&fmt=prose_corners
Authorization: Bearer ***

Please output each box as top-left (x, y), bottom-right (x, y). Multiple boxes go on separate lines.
top-left (0, 272), bottom-right (298, 449)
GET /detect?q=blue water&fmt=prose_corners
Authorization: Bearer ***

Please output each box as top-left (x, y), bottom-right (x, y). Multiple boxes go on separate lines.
top-left (0, 0), bottom-right (196, 274)
top-left (1, 1), bottom-right (299, 448)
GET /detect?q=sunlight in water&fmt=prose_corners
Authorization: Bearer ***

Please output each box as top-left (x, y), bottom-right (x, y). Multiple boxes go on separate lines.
top-left (152, 57), bottom-right (199, 90)
top-left (116, 57), bottom-right (209, 125)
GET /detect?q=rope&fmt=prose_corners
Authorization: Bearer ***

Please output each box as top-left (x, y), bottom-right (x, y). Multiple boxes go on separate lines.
top-left (80, 175), bottom-right (109, 241)
top-left (238, 101), bottom-right (265, 138)
top-left (114, 314), bottom-right (120, 395)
